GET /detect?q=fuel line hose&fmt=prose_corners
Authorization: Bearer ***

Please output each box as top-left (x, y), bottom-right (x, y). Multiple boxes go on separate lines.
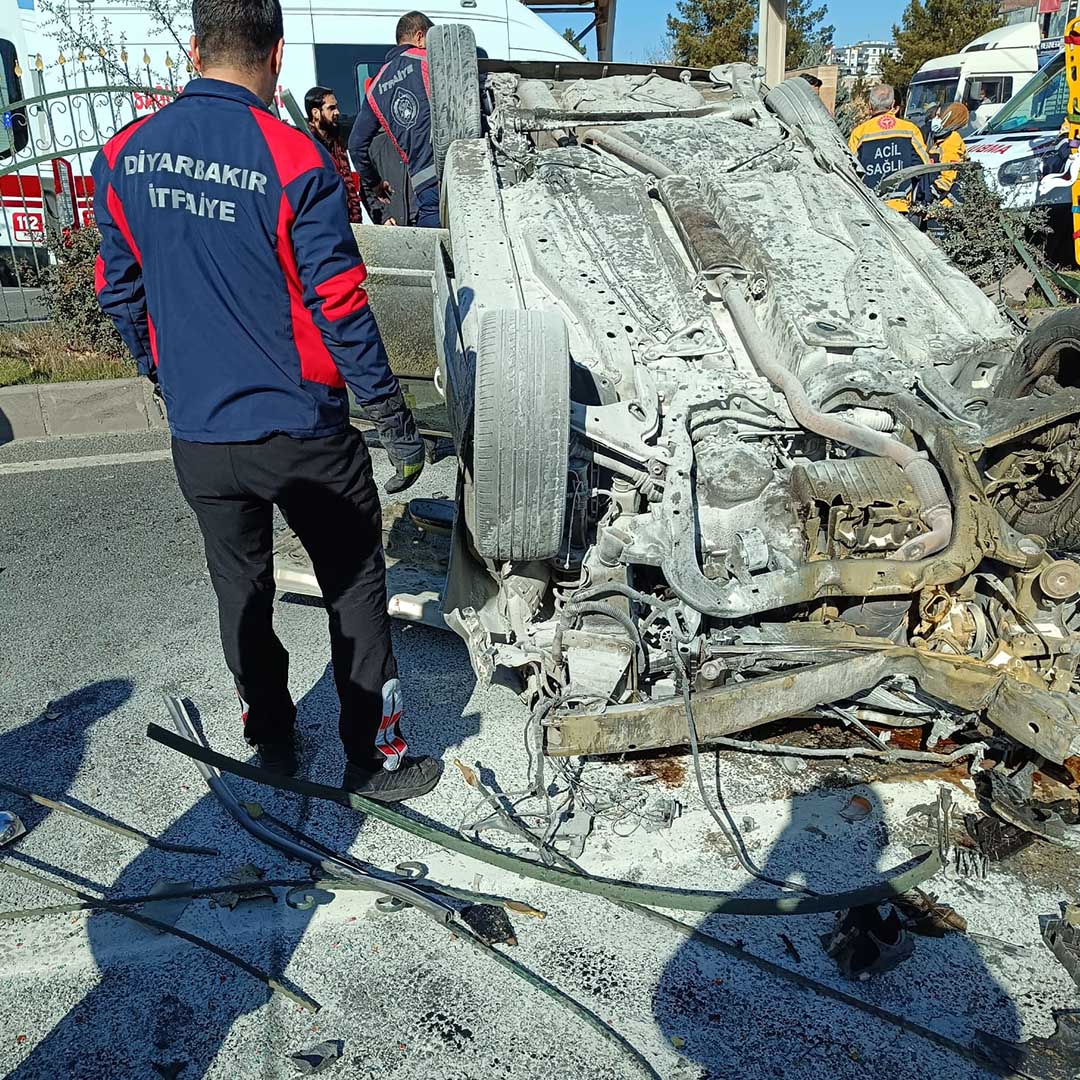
top-left (147, 723), bottom-right (942, 916)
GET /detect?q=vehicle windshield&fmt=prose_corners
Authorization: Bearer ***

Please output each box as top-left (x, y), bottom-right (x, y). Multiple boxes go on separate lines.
top-left (906, 78), bottom-right (959, 125)
top-left (983, 52), bottom-right (1067, 134)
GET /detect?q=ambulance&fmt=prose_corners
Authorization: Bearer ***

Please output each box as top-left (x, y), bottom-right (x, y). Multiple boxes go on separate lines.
top-left (964, 47), bottom-right (1071, 210)
top-left (0, 0), bottom-right (582, 269)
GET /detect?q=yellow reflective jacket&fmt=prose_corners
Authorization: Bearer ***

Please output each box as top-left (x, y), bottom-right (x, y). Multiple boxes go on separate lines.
top-left (931, 130), bottom-right (966, 198)
top-left (848, 112), bottom-right (931, 209)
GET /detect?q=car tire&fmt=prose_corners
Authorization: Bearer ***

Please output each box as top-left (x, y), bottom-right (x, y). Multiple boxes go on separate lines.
top-left (472, 309), bottom-right (569, 562)
top-left (992, 417), bottom-right (1080, 552)
top-left (427, 23), bottom-right (482, 182)
top-left (992, 310), bottom-right (1080, 550)
top-left (764, 77), bottom-right (851, 159)
top-left (1006, 307), bottom-right (1080, 396)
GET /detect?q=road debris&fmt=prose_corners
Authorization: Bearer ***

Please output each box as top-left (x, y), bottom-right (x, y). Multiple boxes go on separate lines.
top-left (779, 933), bottom-right (802, 963)
top-left (895, 889), bottom-right (967, 937)
top-left (964, 812), bottom-right (1033, 863)
top-left (936, 788), bottom-right (954, 864)
top-left (459, 904), bottom-right (517, 946)
top-left (216, 865), bottom-right (274, 911)
top-left (289, 1039), bottom-right (344, 1075)
top-left (1041, 905), bottom-right (1080, 989)
top-left (140, 879), bottom-right (194, 932)
top-left (0, 810), bottom-right (25, 846)
top-left (151, 715), bottom-right (944, 915)
top-left (954, 847), bottom-right (990, 880)
top-left (822, 904), bottom-right (915, 980)
top-left (982, 770), bottom-right (1080, 850)
top-left (839, 794), bottom-right (873, 823)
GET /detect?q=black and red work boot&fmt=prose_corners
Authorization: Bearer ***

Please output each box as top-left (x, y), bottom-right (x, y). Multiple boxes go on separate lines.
top-left (255, 738), bottom-right (299, 778)
top-left (342, 756), bottom-right (443, 804)
top-left (240, 694), bottom-right (299, 778)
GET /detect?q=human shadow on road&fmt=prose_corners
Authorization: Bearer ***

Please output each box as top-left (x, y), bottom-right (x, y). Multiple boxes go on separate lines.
top-left (653, 780), bottom-right (1022, 1079)
top-left (1, 679), bottom-right (134, 833)
top-left (7, 643), bottom-right (480, 1080)
top-left (0, 403), bottom-right (13, 448)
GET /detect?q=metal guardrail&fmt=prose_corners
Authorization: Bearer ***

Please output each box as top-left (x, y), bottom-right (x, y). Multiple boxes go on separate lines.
top-left (1, 79), bottom-right (179, 324)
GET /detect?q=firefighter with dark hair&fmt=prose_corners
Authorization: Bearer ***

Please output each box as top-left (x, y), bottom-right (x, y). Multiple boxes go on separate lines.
top-left (348, 11), bottom-right (441, 228)
top-left (91, 0), bottom-right (441, 802)
top-left (304, 84), bottom-right (362, 223)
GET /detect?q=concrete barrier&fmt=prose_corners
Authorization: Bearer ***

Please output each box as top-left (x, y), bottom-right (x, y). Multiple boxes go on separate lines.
top-left (0, 378), bottom-right (166, 444)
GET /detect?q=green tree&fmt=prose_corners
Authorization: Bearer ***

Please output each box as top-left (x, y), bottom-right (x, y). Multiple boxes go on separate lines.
top-left (668, 0), bottom-right (756, 67)
top-left (786, 0), bottom-right (835, 70)
top-left (668, 0), bottom-right (834, 71)
top-left (562, 27), bottom-right (587, 57)
top-left (881, 0), bottom-right (1002, 93)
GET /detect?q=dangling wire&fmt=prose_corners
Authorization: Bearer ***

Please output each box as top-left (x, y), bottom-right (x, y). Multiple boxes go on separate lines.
top-left (669, 641), bottom-right (818, 897)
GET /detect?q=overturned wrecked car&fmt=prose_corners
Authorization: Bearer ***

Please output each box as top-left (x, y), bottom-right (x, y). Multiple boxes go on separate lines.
top-left (427, 38), bottom-right (1080, 779)
top-left (281, 32), bottom-right (1080, 808)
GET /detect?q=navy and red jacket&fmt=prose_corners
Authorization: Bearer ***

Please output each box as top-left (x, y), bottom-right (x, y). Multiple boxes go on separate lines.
top-left (348, 45), bottom-right (436, 200)
top-left (92, 78), bottom-right (398, 443)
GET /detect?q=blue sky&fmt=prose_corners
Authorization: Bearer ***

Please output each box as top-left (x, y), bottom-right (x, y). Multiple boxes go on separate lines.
top-left (542, 0), bottom-right (908, 63)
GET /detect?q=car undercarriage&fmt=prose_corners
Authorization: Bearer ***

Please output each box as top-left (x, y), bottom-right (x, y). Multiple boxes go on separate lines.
top-left (423, 56), bottom-right (1080, 797)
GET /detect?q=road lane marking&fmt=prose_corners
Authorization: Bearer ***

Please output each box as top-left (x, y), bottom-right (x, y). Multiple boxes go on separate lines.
top-left (0, 449), bottom-right (172, 475)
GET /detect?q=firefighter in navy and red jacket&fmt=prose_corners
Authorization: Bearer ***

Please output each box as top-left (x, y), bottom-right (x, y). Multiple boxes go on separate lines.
top-left (91, 0), bottom-right (442, 803)
top-left (348, 11), bottom-right (441, 228)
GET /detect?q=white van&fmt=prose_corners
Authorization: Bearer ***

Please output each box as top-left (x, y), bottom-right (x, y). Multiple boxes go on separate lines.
top-left (904, 22), bottom-right (1041, 134)
top-left (0, 0), bottom-right (581, 258)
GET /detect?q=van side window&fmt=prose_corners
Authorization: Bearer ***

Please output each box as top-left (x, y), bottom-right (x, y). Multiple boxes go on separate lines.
top-left (0, 39), bottom-right (28, 157)
top-left (315, 44), bottom-right (396, 131)
top-left (964, 77), bottom-right (1013, 110)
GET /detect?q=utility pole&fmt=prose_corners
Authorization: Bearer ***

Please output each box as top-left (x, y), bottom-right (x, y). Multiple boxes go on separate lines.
top-left (757, 0), bottom-right (788, 86)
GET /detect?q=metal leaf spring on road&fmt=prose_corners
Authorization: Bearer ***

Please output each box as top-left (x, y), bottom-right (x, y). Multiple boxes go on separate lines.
top-left (147, 718), bottom-right (942, 916)
top-left (161, 696), bottom-right (662, 1080)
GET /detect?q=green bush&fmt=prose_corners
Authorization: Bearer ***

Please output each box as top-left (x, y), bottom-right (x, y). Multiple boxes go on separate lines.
top-left (928, 166), bottom-right (1049, 290)
top-left (37, 225), bottom-right (127, 359)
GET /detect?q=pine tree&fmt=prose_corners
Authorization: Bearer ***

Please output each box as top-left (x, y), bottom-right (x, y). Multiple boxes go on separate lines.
top-left (562, 27), bottom-right (587, 57)
top-left (786, 0), bottom-right (835, 70)
top-left (668, 0), bottom-right (757, 67)
top-left (668, 0), bottom-right (834, 72)
top-left (881, 0), bottom-right (1002, 93)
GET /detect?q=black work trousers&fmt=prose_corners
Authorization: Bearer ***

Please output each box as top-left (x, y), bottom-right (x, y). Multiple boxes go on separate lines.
top-left (172, 428), bottom-right (395, 764)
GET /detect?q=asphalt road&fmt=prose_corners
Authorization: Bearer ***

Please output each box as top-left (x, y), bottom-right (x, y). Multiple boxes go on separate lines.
top-left (0, 432), bottom-right (1076, 1080)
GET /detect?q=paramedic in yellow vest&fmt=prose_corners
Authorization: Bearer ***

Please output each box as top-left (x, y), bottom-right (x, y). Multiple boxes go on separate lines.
top-left (928, 102), bottom-right (968, 202)
top-left (849, 84), bottom-right (931, 211)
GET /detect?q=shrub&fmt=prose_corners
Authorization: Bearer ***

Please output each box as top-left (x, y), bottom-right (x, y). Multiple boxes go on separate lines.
top-left (37, 225), bottom-right (127, 359)
top-left (928, 166), bottom-right (1049, 290)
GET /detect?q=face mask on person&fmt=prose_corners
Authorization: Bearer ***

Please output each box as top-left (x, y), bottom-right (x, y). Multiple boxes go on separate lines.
top-left (930, 116), bottom-right (944, 137)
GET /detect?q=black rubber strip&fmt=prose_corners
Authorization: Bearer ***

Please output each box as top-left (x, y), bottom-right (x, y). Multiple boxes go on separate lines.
top-left (147, 723), bottom-right (942, 915)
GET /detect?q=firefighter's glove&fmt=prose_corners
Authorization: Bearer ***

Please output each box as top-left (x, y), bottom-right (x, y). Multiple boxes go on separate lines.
top-left (363, 389), bottom-right (425, 494)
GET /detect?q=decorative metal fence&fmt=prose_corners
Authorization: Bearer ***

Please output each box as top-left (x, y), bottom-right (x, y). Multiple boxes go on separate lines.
top-left (1, 50), bottom-right (182, 323)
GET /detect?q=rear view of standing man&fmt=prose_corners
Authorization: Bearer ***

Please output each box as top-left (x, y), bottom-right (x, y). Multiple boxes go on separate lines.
top-left (849, 84), bottom-right (931, 210)
top-left (349, 11), bottom-right (441, 228)
top-left (92, 0), bottom-right (441, 802)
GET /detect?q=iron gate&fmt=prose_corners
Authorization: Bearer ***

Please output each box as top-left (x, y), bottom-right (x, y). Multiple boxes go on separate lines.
top-left (0, 51), bottom-right (180, 323)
